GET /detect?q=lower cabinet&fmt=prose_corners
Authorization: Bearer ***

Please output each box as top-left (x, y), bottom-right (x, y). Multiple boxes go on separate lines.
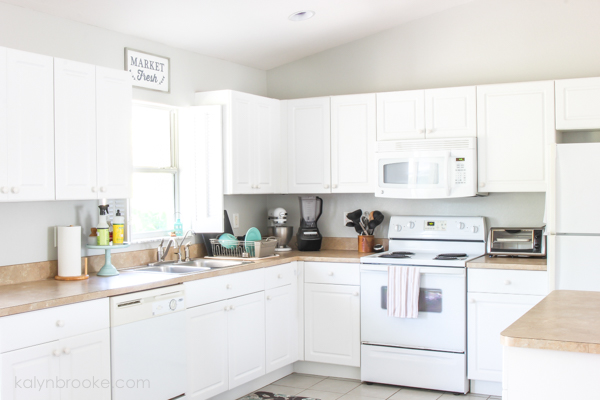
top-left (187, 292), bottom-right (265, 400)
top-left (304, 283), bottom-right (360, 367)
top-left (265, 284), bottom-right (298, 373)
top-left (1, 329), bottom-right (111, 400)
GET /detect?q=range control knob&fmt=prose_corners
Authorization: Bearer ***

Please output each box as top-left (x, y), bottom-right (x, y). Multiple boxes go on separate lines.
top-left (408, 221), bottom-right (415, 229)
top-left (395, 224), bottom-right (402, 232)
top-left (169, 299), bottom-right (177, 310)
top-left (456, 222), bottom-right (465, 230)
top-left (472, 226), bottom-right (479, 233)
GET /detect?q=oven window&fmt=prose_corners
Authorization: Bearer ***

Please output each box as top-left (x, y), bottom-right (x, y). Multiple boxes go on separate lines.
top-left (383, 162), bottom-right (409, 184)
top-left (415, 162), bottom-right (439, 185)
top-left (381, 287), bottom-right (442, 313)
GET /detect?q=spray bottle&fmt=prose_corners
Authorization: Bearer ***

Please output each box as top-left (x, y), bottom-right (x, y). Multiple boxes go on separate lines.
top-left (97, 205), bottom-right (110, 246)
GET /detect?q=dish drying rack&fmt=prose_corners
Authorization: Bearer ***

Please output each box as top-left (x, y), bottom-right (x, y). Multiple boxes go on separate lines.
top-left (209, 237), bottom-right (278, 259)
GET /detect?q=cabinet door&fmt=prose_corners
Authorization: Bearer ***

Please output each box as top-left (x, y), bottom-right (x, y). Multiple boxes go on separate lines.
top-left (425, 86), bottom-right (476, 138)
top-left (287, 97), bottom-right (331, 194)
top-left (230, 92), bottom-right (255, 193)
top-left (376, 90), bottom-right (425, 141)
top-left (477, 81), bottom-right (554, 192)
top-left (265, 284), bottom-right (298, 373)
top-left (54, 58), bottom-right (97, 200)
top-left (467, 292), bottom-right (543, 382)
top-left (0, 47), bottom-right (7, 201)
top-left (59, 329), bottom-right (110, 400)
top-left (556, 77), bottom-right (600, 130)
top-left (1, 341), bottom-right (60, 400)
top-left (186, 300), bottom-right (229, 400)
top-left (96, 66), bottom-right (132, 199)
top-left (6, 48), bottom-right (54, 201)
top-left (253, 97), bottom-right (280, 194)
top-left (305, 283), bottom-right (360, 367)
top-left (179, 105), bottom-right (224, 233)
top-left (228, 291), bottom-right (265, 389)
top-left (331, 94), bottom-right (376, 193)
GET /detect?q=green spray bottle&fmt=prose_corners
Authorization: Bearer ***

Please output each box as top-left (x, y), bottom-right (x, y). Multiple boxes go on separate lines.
top-left (97, 205), bottom-right (110, 246)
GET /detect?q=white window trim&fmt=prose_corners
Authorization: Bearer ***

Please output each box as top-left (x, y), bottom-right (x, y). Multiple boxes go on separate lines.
top-left (130, 101), bottom-right (180, 241)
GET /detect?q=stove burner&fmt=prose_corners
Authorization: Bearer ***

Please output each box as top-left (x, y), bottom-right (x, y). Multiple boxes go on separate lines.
top-left (434, 253), bottom-right (468, 260)
top-left (379, 251), bottom-right (415, 259)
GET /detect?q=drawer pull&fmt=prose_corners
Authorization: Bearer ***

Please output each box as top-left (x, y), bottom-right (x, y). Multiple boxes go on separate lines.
top-left (277, 274), bottom-right (282, 279)
top-left (267, 295), bottom-right (272, 301)
top-left (328, 272), bottom-right (334, 276)
top-left (226, 284), bottom-right (232, 289)
top-left (56, 320), bottom-right (65, 327)
top-left (230, 305), bottom-right (235, 311)
top-left (53, 349), bottom-right (61, 357)
top-left (353, 292), bottom-right (359, 296)
top-left (469, 298), bottom-right (476, 303)
top-left (63, 347), bottom-right (71, 355)
top-left (504, 280), bottom-right (512, 285)
top-left (224, 306), bottom-right (229, 311)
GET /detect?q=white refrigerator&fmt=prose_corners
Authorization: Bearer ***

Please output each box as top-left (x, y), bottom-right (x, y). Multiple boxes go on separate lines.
top-left (555, 142), bottom-right (600, 290)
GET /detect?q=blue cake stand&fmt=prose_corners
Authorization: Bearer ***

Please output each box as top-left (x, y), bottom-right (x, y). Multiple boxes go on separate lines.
top-left (86, 243), bottom-right (130, 277)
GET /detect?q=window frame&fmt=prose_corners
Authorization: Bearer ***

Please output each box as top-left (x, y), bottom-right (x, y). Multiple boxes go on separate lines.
top-left (130, 101), bottom-right (180, 241)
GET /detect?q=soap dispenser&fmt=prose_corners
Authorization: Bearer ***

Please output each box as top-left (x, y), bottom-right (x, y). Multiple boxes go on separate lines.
top-left (174, 213), bottom-right (183, 237)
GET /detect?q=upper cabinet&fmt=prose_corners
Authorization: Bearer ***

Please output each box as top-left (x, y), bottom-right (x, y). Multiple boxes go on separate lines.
top-left (195, 90), bottom-right (281, 194)
top-left (285, 97), bottom-right (331, 194)
top-left (477, 81), bottom-right (554, 192)
top-left (331, 94), bottom-right (376, 193)
top-left (3, 48), bottom-right (55, 202)
top-left (376, 86), bottom-right (476, 141)
top-left (555, 77), bottom-right (600, 130)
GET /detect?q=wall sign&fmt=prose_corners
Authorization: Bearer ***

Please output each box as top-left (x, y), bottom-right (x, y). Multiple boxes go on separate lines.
top-left (124, 48), bottom-right (170, 92)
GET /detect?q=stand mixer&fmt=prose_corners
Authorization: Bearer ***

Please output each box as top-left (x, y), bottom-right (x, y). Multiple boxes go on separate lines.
top-left (267, 208), bottom-right (293, 252)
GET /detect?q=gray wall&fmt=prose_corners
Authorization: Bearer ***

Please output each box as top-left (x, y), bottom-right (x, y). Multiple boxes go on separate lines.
top-left (267, 0), bottom-right (600, 99)
top-left (267, 193), bottom-right (546, 239)
top-left (0, 3), bottom-right (267, 267)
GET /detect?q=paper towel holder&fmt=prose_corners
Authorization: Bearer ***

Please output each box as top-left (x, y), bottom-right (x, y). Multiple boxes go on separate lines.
top-left (55, 257), bottom-right (89, 281)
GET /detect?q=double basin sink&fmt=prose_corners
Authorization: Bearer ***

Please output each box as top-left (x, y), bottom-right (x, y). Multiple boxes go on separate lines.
top-left (128, 259), bottom-right (250, 275)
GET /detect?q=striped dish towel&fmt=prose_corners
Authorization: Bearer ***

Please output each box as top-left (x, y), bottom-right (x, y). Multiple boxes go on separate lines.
top-left (387, 265), bottom-right (420, 318)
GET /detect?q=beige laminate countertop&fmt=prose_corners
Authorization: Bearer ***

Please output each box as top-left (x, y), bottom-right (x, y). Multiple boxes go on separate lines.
top-left (0, 250), bottom-right (368, 317)
top-left (467, 255), bottom-right (547, 271)
top-left (501, 290), bottom-right (600, 354)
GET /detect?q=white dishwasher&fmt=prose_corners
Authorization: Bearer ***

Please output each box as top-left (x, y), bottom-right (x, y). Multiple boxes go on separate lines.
top-left (110, 284), bottom-right (186, 400)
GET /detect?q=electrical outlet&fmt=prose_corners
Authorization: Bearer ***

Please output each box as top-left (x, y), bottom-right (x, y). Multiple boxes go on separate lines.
top-left (344, 212), bottom-right (352, 226)
top-left (232, 213), bottom-right (240, 229)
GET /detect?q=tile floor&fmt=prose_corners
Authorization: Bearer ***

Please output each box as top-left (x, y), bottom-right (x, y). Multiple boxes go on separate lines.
top-left (240, 373), bottom-right (502, 400)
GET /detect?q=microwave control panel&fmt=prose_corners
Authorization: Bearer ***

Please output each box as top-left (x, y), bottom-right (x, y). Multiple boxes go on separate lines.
top-left (454, 157), bottom-right (467, 184)
top-left (424, 220), bottom-right (447, 231)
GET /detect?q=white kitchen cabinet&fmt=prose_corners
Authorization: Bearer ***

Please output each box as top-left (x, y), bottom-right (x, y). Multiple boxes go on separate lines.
top-left (228, 292), bottom-right (266, 389)
top-left (477, 81), bottom-right (554, 192)
top-left (195, 90), bottom-right (281, 194)
top-left (286, 97), bottom-right (331, 194)
top-left (377, 90), bottom-right (425, 141)
top-left (1, 329), bottom-right (110, 400)
top-left (331, 94), bottom-right (376, 193)
top-left (0, 47), bottom-right (7, 201)
top-left (376, 87), bottom-right (476, 141)
top-left (96, 66), bottom-right (132, 199)
top-left (186, 300), bottom-right (229, 400)
top-left (555, 77), bottom-right (600, 130)
top-left (304, 282), bottom-right (360, 367)
top-left (467, 292), bottom-right (543, 382)
top-left (179, 105), bottom-right (224, 233)
top-left (5, 48), bottom-right (55, 201)
top-left (265, 284), bottom-right (298, 373)
top-left (54, 58), bottom-right (97, 200)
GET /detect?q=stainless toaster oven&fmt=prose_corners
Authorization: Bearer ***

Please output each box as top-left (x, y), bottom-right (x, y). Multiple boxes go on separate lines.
top-left (487, 227), bottom-right (546, 257)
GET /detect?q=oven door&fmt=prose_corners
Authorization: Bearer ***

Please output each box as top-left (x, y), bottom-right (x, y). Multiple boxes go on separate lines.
top-left (360, 265), bottom-right (466, 353)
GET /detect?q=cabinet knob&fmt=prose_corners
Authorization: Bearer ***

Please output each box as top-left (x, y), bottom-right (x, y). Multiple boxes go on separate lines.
top-left (504, 280), bottom-right (511, 285)
top-left (277, 274), bottom-right (282, 279)
top-left (100, 186), bottom-right (107, 192)
top-left (0, 187), bottom-right (7, 194)
top-left (257, 185), bottom-right (260, 189)
top-left (328, 272), bottom-right (334, 276)
top-left (480, 182), bottom-right (486, 188)
top-left (63, 347), bottom-right (71, 355)
top-left (353, 292), bottom-right (359, 296)
top-left (11, 187), bottom-right (19, 194)
top-left (469, 298), bottom-right (476, 303)
top-left (226, 284), bottom-right (232, 289)
top-left (53, 349), bottom-right (61, 357)
top-left (419, 129), bottom-right (425, 135)
top-left (91, 187), bottom-right (97, 193)
top-left (56, 320), bottom-right (65, 327)
top-left (426, 129), bottom-right (432, 134)
top-left (224, 306), bottom-right (229, 311)
top-left (230, 305), bottom-right (235, 311)
top-left (267, 295), bottom-right (272, 301)
top-left (324, 184), bottom-right (330, 189)
top-left (332, 184), bottom-right (338, 189)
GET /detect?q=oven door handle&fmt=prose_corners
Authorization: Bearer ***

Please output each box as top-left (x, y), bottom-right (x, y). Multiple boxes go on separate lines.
top-left (360, 265), bottom-right (465, 275)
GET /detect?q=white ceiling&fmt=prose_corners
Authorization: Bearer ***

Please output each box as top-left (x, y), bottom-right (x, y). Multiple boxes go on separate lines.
top-left (2, 0), bottom-right (475, 70)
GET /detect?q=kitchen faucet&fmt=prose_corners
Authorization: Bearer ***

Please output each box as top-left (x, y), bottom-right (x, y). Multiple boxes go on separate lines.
top-left (157, 230), bottom-right (195, 263)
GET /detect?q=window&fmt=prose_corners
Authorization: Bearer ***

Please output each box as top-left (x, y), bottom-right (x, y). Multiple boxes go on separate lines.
top-left (130, 102), bottom-right (179, 240)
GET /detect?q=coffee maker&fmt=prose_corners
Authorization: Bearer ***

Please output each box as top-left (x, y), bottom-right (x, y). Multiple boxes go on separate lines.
top-left (297, 196), bottom-right (323, 251)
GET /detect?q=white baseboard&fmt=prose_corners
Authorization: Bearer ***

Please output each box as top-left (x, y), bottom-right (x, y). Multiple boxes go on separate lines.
top-left (470, 379), bottom-right (502, 396)
top-left (209, 365), bottom-right (294, 400)
top-left (293, 361), bottom-right (361, 380)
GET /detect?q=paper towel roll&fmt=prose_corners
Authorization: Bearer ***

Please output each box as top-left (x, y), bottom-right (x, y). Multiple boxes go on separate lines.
top-left (57, 226), bottom-right (82, 277)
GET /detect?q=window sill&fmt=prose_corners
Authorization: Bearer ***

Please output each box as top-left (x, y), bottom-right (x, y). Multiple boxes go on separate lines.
top-left (129, 235), bottom-right (190, 245)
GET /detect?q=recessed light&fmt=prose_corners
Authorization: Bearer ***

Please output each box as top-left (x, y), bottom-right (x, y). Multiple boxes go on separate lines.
top-left (288, 10), bottom-right (315, 22)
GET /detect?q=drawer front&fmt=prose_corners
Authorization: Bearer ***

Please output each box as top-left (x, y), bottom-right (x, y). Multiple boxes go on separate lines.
top-left (265, 263), bottom-right (295, 289)
top-left (185, 268), bottom-right (265, 308)
top-left (305, 262), bottom-right (360, 285)
top-left (0, 298), bottom-right (109, 353)
top-left (468, 269), bottom-right (548, 296)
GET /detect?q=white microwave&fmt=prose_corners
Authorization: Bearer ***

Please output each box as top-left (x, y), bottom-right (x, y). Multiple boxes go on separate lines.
top-left (375, 138), bottom-right (478, 199)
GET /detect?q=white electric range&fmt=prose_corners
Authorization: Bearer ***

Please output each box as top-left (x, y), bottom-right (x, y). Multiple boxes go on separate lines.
top-left (360, 216), bottom-right (486, 394)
